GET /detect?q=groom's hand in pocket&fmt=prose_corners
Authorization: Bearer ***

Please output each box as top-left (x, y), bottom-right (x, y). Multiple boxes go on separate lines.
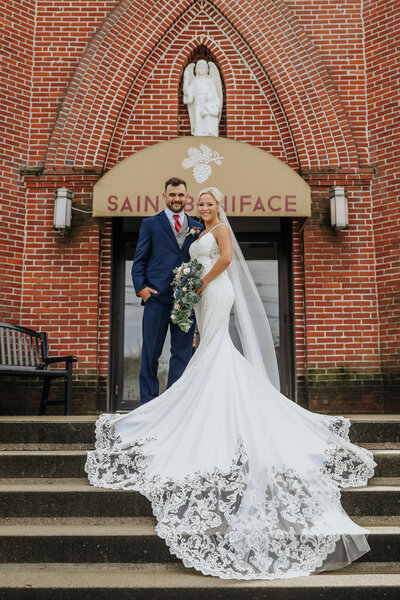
top-left (139, 287), bottom-right (158, 302)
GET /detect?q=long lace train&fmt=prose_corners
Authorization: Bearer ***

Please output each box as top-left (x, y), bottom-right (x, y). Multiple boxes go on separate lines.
top-left (85, 230), bottom-right (376, 579)
top-left (85, 413), bottom-right (374, 579)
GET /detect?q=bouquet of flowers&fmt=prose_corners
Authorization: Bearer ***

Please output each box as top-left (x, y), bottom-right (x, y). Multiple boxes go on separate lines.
top-left (171, 259), bottom-right (203, 332)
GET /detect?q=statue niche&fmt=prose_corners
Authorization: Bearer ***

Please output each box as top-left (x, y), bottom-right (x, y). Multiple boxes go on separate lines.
top-left (183, 59), bottom-right (223, 137)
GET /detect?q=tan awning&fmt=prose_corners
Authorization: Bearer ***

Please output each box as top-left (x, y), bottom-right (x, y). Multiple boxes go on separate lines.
top-left (93, 137), bottom-right (311, 218)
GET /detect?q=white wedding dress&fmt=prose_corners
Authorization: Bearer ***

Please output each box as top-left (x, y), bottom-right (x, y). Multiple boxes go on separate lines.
top-left (85, 227), bottom-right (376, 580)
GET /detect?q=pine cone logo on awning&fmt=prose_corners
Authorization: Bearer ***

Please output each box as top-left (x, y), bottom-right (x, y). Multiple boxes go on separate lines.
top-left (181, 144), bottom-right (224, 183)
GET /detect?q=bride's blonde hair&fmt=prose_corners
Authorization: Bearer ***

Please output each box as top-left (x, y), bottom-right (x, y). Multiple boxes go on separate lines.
top-left (198, 187), bottom-right (224, 216)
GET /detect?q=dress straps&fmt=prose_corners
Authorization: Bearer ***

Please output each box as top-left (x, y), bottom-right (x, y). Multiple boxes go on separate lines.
top-left (198, 222), bottom-right (224, 241)
top-left (209, 223), bottom-right (224, 234)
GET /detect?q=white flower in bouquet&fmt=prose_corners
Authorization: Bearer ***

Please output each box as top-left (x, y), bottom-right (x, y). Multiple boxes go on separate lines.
top-left (171, 259), bottom-right (204, 332)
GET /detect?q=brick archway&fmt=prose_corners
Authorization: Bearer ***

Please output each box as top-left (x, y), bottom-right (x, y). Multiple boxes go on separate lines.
top-left (44, 0), bottom-right (359, 171)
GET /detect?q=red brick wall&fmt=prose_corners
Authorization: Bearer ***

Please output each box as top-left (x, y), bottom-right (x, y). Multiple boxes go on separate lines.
top-left (365, 0), bottom-right (400, 411)
top-left (0, 1), bottom-right (35, 322)
top-left (27, 0), bottom-right (120, 168)
top-left (1, 1), bottom-right (119, 412)
top-left (1, 0), bottom-right (398, 414)
top-left (288, 0), bottom-right (370, 165)
top-left (300, 170), bottom-right (382, 412)
top-left (44, 0), bottom-right (359, 170)
top-left (105, 1), bottom-right (293, 165)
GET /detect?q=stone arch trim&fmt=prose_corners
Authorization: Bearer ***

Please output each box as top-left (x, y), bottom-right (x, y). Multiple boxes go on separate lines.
top-left (160, 15), bottom-right (299, 168)
top-left (104, 20), bottom-right (297, 169)
top-left (44, 0), bottom-right (360, 171)
top-left (102, 30), bottom-right (238, 169)
top-left (220, 0), bottom-right (359, 167)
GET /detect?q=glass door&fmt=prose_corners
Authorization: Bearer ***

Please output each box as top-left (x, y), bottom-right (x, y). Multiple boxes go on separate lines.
top-left (227, 243), bottom-right (279, 369)
top-left (123, 264), bottom-right (171, 409)
top-left (110, 217), bottom-right (294, 411)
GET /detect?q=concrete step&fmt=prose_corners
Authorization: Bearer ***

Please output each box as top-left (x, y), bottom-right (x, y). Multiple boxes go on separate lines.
top-left (0, 478), bottom-right (399, 518)
top-left (0, 417), bottom-right (97, 447)
top-left (1, 417), bottom-right (398, 598)
top-left (372, 450), bottom-right (400, 477)
top-left (0, 562), bottom-right (399, 599)
top-left (0, 451), bottom-right (85, 478)
top-left (0, 518), bottom-right (173, 565)
top-left (346, 415), bottom-right (400, 444)
top-left (0, 517), bottom-right (398, 565)
top-left (0, 415), bottom-right (399, 446)
top-left (0, 444), bottom-right (94, 451)
top-left (0, 448), bottom-right (398, 478)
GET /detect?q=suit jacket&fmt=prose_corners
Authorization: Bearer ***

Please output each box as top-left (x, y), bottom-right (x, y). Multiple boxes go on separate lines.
top-left (131, 211), bottom-right (204, 306)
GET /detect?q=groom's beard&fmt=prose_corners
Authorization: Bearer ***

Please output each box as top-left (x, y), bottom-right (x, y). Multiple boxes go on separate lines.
top-left (166, 201), bottom-right (186, 213)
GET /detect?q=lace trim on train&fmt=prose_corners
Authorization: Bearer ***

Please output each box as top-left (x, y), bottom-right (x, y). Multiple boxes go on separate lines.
top-left (85, 414), bottom-right (375, 579)
top-left (321, 416), bottom-right (376, 488)
top-left (84, 414), bottom-right (153, 489)
top-left (153, 463), bottom-right (342, 580)
top-left (328, 415), bottom-right (351, 439)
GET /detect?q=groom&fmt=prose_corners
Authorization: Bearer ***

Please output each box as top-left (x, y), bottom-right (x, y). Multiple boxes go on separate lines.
top-left (132, 177), bottom-right (204, 404)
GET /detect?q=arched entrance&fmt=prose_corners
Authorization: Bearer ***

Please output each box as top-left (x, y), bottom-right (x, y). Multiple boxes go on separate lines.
top-left (93, 137), bottom-right (311, 409)
top-left (37, 0), bottom-right (370, 413)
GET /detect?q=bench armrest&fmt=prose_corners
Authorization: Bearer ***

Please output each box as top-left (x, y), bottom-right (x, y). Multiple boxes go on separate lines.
top-left (44, 356), bottom-right (78, 365)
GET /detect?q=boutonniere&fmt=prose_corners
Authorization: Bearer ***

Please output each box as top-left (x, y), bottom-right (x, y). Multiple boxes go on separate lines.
top-left (186, 226), bottom-right (200, 237)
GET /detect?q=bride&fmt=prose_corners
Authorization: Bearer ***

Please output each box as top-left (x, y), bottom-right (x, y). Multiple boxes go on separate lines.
top-left (85, 187), bottom-right (376, 580)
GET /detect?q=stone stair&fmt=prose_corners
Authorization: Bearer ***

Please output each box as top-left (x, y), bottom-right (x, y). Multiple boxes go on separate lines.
top-left (0, 415), bottom-right (399, 599)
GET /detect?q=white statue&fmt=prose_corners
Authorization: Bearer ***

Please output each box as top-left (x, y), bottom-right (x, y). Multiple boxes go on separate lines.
top-left (183, 60), bottom-right (223, 137)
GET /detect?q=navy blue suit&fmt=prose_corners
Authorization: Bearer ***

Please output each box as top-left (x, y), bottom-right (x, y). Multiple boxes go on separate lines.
top-left (131, 211), bottom-right (204, 404)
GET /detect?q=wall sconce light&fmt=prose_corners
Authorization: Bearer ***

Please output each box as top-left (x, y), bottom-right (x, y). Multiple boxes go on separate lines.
top-left (53, 187), bottom-right (73, 231)
top-left (329, 186), bottom-right (349, 230)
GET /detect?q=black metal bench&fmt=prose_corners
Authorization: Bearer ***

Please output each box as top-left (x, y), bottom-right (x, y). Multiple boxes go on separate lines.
top-left (0, 323), bottom-right (77, 415)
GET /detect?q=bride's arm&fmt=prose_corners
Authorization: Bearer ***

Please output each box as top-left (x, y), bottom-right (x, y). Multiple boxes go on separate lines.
top-left (196, 225), bottom-right (232, 294)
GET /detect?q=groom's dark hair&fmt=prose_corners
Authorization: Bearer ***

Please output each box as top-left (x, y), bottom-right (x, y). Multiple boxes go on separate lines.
top-left (165, 177), bottom-right (187, 191)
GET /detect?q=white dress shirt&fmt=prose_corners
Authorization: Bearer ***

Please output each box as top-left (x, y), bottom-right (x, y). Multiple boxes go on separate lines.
top-left (164, 207), bottom-right (184, 229)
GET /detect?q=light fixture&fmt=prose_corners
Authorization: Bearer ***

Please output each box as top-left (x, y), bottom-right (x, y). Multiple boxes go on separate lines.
top-left (329, 186), bottom-right (349, 230)
top-left (53, 187), bottom-right (73, 231)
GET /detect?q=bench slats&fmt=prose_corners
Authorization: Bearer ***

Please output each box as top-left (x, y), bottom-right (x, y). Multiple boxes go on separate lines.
top-left (18, 331), bottom-right (23, 366)
top-left (0, 323), bottom-right (76, 415)
top-left (0, 326), bottom-right (44, 368)
top-left (12, 330), bottom-right (17, 366)
top-left (0, 329), bottom-right (37, 367)
top-left (6, 329), bottom-right (12, 365)
top-left (36, 337), bottom-right (41, 366)
top-left (29, 336), bottom-right (35, 367)
top-left (0, 329), bottom-right (5, 366)
top-left (23, 332), bottom-right (29, 367)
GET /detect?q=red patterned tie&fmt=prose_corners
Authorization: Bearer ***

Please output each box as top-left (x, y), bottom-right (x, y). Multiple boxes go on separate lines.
top-left (173, 214), bottom-right (181, 233)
